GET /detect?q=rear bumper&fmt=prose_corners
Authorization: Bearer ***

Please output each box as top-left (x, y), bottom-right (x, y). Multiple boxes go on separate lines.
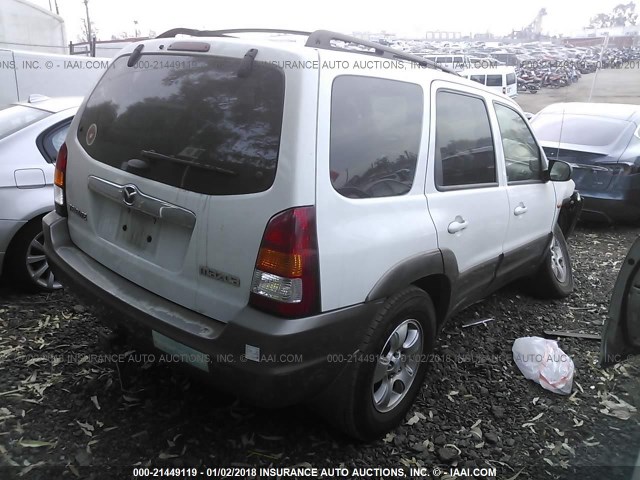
top-left (579, 189), bottom-right (640, 223)
top-left (43, 212), bottom-right (381, 407)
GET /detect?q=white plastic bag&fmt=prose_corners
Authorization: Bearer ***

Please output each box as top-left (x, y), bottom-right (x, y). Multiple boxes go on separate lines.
top-left (512, 336), bottom-right (574, 395)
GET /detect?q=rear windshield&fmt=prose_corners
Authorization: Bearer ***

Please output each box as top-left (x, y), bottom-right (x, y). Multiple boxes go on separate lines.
top-left (77, 54), bottom-right (285, 195)
top-left (532, 114), bottom-right (632, 147)
top-left (0, 105), bottom-right (50, 141)
top-left (506, 73), bottom-right (516, 85)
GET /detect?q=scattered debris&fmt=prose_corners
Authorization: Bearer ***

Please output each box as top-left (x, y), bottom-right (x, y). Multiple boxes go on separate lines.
top-left (599, 393), bottom-right (637, 420)
top-left (512, 337), bottom-right (574, 395)
top-left (462, 317), bottom-right (495, 328)
top-left (543, 330), bottom-right (601, 341)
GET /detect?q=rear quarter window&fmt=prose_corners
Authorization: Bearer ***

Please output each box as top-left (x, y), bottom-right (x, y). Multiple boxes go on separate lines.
top-left (486, 75), bottom-right (502, 87)
top-left (330, 76), bottom-right (423, 199)
top-left (76, 54), bottom-right (285, 196)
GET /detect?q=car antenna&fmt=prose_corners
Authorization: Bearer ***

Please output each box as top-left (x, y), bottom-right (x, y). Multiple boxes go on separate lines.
top-left (556, 106), bottom-right (566, 161)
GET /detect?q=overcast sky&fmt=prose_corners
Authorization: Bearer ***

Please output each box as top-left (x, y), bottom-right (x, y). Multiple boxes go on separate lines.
top-left (34, 0), bottom-right (634, 42)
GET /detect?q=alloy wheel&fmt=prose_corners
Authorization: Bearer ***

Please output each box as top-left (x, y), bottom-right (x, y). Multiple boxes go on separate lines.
top-left (550, 235), bottom-right (567, 283)
top-left (25, 231), bottom-right (62, 290)
top-left (372, 319), bottom-right (423, 413)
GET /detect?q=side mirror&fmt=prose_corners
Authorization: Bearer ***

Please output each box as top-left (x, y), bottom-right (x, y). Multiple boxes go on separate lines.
top-left (548, 159), bottom-right (572, 182)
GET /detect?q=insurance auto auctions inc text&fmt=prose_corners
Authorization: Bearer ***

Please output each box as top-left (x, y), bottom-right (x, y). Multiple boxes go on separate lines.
top-left (189, 466), bottom-right (498, 478)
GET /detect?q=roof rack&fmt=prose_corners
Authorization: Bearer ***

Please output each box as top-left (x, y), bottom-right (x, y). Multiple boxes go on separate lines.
top-left (156, 28), bottom-right (311, 39)
top-left (305, 30), bottom-right (459, 75)
top-left (155, 28), bottom-right (458, 76)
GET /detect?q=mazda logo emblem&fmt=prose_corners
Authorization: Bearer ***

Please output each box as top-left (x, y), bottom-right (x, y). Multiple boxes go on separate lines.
top-left (122, 185), bottom-right (138, 206)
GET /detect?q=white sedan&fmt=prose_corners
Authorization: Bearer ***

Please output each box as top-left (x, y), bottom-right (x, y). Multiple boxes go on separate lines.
top-left (0, 95), bottom-right (81, 292)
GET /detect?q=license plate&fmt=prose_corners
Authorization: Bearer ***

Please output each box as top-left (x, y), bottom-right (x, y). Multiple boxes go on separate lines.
top-left (120, 209), bottom-right (158, 248)
top-left (152, 331), bottom-right (210, 372)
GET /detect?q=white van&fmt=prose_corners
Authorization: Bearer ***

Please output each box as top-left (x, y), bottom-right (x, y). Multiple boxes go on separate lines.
top-left (461, 66), bottom-right (518, 98)
top-left (0, 49), bottom-right (110, 107)
top-left (420, 54), bottom-right (469, 71)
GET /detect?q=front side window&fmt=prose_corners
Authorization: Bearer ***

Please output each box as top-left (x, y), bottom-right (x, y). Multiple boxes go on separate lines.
top-left (77, 54), bottom-right (285, 196)
top-left (470, 75), bottom-right (486, 84)
top-left (434, 90), bottom-right (496, 188)
top-left (330, 76), bottom-right (423, 199)
top-left (494, 103), bottom-right (542, 182)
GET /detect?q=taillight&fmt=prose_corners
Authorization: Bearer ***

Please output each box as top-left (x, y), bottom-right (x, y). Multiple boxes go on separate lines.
top-left (249, 206), bottom-right (320, 318)
top-left (598, 161), bottom-right (640, 176)
top-left (54, 142), bottom-right (67, 216)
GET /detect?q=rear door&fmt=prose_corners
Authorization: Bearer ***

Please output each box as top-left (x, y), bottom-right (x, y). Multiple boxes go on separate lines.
top-left (64, 44), bottom-right (318, 323)
top-left (425, 84), bottom-right (509, 311)
top-left (601, 236), bottom-right (640, 366)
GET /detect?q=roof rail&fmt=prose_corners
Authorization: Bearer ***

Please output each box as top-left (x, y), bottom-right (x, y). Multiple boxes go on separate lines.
top-left (155, 28), bottom-right (458, 76)
top-left (305, 30), bottom-right (459, 76)
top-left (157, 28), bottom-right (311, 39)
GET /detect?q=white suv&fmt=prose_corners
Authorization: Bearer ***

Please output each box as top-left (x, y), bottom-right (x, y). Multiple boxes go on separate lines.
top-left (43, 29), bottom-right (580, 439)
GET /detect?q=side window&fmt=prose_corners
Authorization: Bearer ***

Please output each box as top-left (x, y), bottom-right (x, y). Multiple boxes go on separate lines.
top-left (470, 75), bottom-right (486, 84)
top-left (486, 75), bottom-right (502, 87)
top-left (494, 103), bottom-right (542, 183)
top-left (434, 90), bottom-right (496, 188)
top-left (39, 120), bottom-right (71, 163)
top-left (330, 76), bottom-right (423, 198)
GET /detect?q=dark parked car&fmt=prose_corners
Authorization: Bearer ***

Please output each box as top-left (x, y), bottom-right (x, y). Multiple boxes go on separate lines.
top-left (600, 237), bottom-right (640, 479)
top-left (601, 236), bottom-right (640, 367)
top-left (531, 103), bottom-right (640, 224)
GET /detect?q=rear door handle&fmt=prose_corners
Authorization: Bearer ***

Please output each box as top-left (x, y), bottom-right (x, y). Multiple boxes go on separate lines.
top-left (514, 203), bottom-right (528, 216)
top-left (448, 216), bottom-right (468, 234)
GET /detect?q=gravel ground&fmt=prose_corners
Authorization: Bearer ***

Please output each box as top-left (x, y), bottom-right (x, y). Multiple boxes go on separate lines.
top-left (0, 225), bottom-right (639, 480)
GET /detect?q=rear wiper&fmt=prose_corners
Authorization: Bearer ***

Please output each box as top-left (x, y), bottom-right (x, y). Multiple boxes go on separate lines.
top-left (140, 150), bottom-right (237, 176)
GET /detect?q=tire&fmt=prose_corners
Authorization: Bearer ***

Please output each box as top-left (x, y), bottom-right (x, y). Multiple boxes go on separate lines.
top-left (5, 217), bottom-right (63, 293)
top-left (527, 224), bottom-right (573, 299)
top-left (314, 287), bottom-right (437, 440)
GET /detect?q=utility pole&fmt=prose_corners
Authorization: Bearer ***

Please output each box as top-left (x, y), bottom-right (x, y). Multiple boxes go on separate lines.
top-left (83, 0), bottom-right (93, 44)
